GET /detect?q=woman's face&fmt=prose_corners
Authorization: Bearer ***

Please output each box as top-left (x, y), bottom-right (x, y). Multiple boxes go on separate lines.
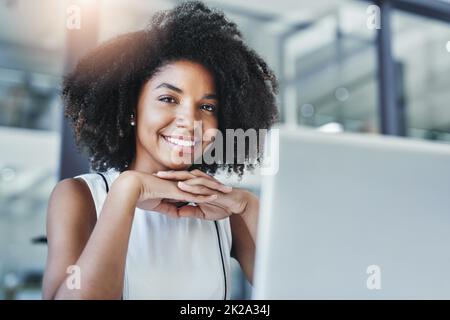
top-left (132, 60), bottom-right (219, 172)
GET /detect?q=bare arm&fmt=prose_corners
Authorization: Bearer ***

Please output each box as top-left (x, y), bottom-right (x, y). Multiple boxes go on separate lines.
top-left (230, 191), bottom-right (259, 285)
top-left (42, 171), bottom-right (215, 300)
top-left (43, 172), bottom-right (140, 299)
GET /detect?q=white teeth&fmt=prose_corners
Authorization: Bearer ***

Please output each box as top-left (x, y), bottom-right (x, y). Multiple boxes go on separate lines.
top-left (166, 136), bottom-right (195, 147)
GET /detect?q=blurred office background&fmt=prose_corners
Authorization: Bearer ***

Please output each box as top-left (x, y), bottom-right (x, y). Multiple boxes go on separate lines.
top-left (0, 0), bottom-right (449, 299)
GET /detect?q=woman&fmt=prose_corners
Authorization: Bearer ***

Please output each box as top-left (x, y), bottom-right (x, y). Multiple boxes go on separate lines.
top-left (42, 1), bottom-right (278, 299)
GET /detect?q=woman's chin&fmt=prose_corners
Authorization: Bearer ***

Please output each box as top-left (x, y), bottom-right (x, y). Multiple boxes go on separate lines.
top-left (162, 159), bottom-right (193, 171)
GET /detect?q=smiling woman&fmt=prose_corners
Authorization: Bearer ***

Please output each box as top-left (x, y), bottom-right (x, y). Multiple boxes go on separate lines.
top-left (62, 0), bottom-right (278, 176)
top-left (42, 0), bottom-right (277, 300)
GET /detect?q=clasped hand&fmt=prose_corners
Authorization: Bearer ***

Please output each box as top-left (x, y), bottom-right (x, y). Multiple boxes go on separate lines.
top-left (134, 169), bottom-right (248, 220)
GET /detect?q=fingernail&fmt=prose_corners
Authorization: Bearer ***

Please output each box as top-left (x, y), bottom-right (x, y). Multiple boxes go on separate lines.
top-left (223, 185), bottom-right (232, 191)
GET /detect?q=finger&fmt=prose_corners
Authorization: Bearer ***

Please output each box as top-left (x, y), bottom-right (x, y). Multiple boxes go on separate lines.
top-left (155, 171), bottom-right (196, 181)
top-left (182, 177), bottom-right (232, 193)
top-left (170, 188), bottom-right (218, 204)
top-left (154, 180), bottom-right (218, 204)
top-left (180, 203), bottom-right (231, 220)
top-left (190, 170), bottom-right (226, 186)
top-left (189, 171), bottom-right (231, 192)
top-left (190, 169), bottom-right (214, 179)
top-left (178, 181), bottom-right (217, 196)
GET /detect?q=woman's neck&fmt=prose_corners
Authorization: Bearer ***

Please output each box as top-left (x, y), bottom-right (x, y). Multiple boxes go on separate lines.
top-left (127, 156), bottom-right (168, 174)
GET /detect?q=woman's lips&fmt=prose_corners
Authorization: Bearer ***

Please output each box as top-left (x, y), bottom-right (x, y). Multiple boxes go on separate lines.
top-left (161, 134), bottom-right (199, 154)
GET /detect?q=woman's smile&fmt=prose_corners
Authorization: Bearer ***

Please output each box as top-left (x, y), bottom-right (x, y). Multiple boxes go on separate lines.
top-left (160, 134), bottom-right (199, 154)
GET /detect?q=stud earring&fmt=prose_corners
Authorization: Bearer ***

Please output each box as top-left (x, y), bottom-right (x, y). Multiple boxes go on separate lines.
top-left (130, 113), bottom-right (136, 126)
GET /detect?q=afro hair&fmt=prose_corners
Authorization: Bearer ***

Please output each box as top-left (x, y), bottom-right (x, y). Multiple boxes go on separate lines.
top-left (62, 0), bottom-right (278, 176)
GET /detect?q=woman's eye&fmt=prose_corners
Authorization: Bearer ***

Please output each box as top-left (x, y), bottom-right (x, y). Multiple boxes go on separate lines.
top-left (159, 96), bottom-right (176, 104)
top-left (201, 104), bottom-right (217, 113)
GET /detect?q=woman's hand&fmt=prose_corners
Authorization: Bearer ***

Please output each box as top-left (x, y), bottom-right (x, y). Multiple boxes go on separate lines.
top-left (155, 169), bottom-right (251, 220)
top-left (118, 170), bottom-right (218, 219)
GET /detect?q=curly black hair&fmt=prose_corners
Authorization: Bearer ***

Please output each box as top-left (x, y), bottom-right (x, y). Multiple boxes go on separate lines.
top-left (63, 0), bottom-right (278, 176)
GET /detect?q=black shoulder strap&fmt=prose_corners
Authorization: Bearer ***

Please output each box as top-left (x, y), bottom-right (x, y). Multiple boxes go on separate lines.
top-left (97, 173), bottom-right (109, 193)
top-left (214, 221), bottom-right (227, 300)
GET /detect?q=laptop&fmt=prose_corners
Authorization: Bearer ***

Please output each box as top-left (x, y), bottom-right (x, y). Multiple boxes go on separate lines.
top-left (253, 127), bottom-right (450, 299)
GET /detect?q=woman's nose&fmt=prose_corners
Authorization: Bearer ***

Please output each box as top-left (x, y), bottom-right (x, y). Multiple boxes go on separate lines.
top-left (175, 104), bottom-right (198, 130)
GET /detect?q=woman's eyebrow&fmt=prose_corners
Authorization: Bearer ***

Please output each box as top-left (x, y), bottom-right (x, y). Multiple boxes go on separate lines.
top-left (202, 93), bottom-right (218, 100)
top-left (155, 82), bottom-right (217, 100)
top-left (155, 82), bottom-right (183, 93)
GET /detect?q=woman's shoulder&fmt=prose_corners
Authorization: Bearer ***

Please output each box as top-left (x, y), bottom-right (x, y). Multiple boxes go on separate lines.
top-left (51, 175), bottom-right (97, 209)
top-left (51, 169), bottom-right (120, 212)
top-left (47, 176), bottom-right (97, 228)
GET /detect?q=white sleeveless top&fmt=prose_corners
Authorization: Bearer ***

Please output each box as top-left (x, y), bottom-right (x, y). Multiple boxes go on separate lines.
top-left (74, 168), bottom-right (232, 300)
